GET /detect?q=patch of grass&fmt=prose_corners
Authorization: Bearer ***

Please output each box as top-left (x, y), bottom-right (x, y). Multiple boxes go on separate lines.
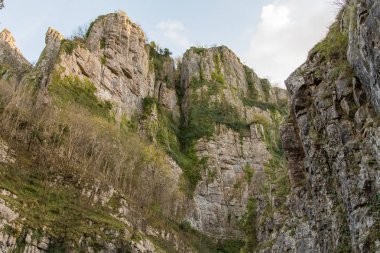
top-left (261, 79), bottom-right (271, 101)
top-left (191, 47), bottom-right (207, 55)
top-left (100, 55), bottom-right (107, 65)
top-left (179, 220), bottom-right (192, 232)
top-left (60, 40), bottom-right (78, 55)
top-left (142, 97), bottom-right (204, 196)
top-left (100, 37), bottom-right (106, 49)
top-left (183, 79), bottom-right (250, 146)
top-left (244, 165), bottom-right (254, 184)
top-left (0, 65), bottom-right (10, 79)
top-left (179, 225), bottom-right (243, 253)
top-left (211, 52), bottom-right (225, 84)
top-left (2, 224), bottom-right (18, 236)
top-left (244, 66), bottom-right (259, 99)
top-left (242, 98), bottom-right (288, 115)
top-left (309, 21), bottom-right (348, 63)
top-left (0, 162), bottom-right (127, 250)
top-left (48, 72), bottom-right (112, 119)
top-left (241, 198), bottom-right (258, 252)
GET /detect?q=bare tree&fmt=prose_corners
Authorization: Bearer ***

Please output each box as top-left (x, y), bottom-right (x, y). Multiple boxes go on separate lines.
top-left (0, 0), bottom-right (4, 10)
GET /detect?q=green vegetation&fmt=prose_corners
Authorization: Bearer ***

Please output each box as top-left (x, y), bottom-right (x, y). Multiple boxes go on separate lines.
top-left (244, 165), bottom-right (254, 183)
top-left (142, 97), bottom-right (204, 195)
top-left (241, 198), bottom-right (258, 252)
top-left (85, 15), bottom-right (106, 38)
top-left (191, 47), bottom-right (207, 55)
top-left (184, 71), bottom-right (249, 146)
top-left (211, 52), bottom-right (225, 84)
top-left (100, 55), bottom-right (107, 65)
top-left (148, 41), bottom-right (173, 81)
top-left (0, 65), bottom-right (10, 79)
top-left (60, 40), bottom-right (79, 55)
top-left (0, 162), bottom-right (127, 251)
top-left (100, 37), bottom-right (106, 49)
top-left (183, 92), bottom-right (249, 145)
top-left (261, 79), bottom-right (271, 101)
top-left (48, 72), bottom-right (113, 119)
top-left (0, 75), bottom-right (184, 250)
top-left (242, 98), bottom-right (288, 115)
top-left (309, 20), bottom-right (354, 81)
top-left (244, 66), bottom-right (259, 99)
top-left (310, 22), bottom-right (348, 63)
top-left (176, 222), bottom-right (244, 253)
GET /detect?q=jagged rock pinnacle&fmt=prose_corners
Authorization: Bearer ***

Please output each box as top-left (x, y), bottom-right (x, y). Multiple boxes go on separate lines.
top-left (45, 27), bottom-right (63, 45)
top-left (0, 29), bottom-right (18, 51)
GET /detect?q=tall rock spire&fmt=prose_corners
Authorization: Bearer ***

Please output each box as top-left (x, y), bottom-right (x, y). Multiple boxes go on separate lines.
top-left (0, 29), bottom-right (19, 52)
top-left (0, 29), bottom-right (31, 79)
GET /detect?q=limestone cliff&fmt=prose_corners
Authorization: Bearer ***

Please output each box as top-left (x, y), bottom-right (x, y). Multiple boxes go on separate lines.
top-left (3, 3), bottom-right (378, 252)
top-left (179, 46), bottom-right (289, 240)
top-left (0, 11), bottom-right (289, 253)
top-left (264, 1), bottom-right (380, 253)
top-left (54, 12), bottom-right (155, 118)
top-left (0, 29), bottom-right (31, 81)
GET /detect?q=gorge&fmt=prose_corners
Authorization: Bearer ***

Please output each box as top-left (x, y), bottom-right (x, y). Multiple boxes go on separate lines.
top-left (0, 0), bottom-right (379, 252)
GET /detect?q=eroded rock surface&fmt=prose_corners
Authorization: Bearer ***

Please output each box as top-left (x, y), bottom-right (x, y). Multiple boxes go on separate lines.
top-left (54, 12), bottom-right (155, 118)
top-left (0, 29), bottom-right (31, 80)
top-left (348, 0), bottom-right (380, 112)
top-left (188, 125), bottom-right (271, 238)
top-left (272, 3), bottom-right (380, 252)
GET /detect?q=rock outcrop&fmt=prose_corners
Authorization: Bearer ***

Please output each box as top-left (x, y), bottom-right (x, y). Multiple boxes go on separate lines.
top-left (4, 3), bottom-right (378, 252)
top-left (56, 12), bottom-right (155, 118)
top-left (188, 125), bottom-right (271, 239)
top-left (180, 46), bottom-right (289, 239)
top-left (0, 29), bottom-right (31, 80)
top-left (348, 0), bottom-right (380, 112)
top-left (269, 2), bottom-right (380, 252)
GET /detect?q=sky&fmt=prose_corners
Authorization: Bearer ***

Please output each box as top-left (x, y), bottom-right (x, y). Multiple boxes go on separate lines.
top-left (0, 0), bottom-right (338, 87)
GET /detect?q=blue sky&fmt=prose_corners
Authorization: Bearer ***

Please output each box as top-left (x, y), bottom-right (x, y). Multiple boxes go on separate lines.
top-left (0, 0), bottom-right (338, 86)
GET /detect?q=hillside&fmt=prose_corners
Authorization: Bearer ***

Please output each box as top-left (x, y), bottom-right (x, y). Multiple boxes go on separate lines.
top-left (0, 1), bottom-right (379, 252)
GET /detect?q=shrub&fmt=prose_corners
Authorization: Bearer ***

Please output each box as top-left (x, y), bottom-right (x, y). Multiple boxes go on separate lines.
top-left (60, 40), bottom-right (78, 55)
top-left (309, 22), bottom-right (348, 63)
top-left (179, 221), bottom-right (192, 232)
top-left (244, 66), bottom-right (259, 99)
top-left (142, 97), bottom-right (203, 196)
top-left (244, 165), bottom-right (254, 183)
top-left (191, 47), bottom-right (207, 55)
top-left (100, 37), bottom-right (106, 49)
top-left (0, 79), bottom-right (179, 218)
top-left (241, 198), bottom-right (258, 252)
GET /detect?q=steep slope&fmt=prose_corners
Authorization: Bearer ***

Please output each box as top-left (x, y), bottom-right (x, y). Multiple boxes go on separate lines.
top-left (2, 2), bottom-right (379, 252)
top-left (0, 29), bottom-right (31, 81)
top-left (0, 11), bottom-right (289, 253)
top-left (179, 46), bottom-right (289, 240)
top-left (265, 2), bottom-right (380, 253)
top-left (348, 0), bottom-right (380, 112)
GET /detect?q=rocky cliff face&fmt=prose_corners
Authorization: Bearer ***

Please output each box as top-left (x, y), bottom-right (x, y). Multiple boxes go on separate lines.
top-left (48, 12), bottom-right (155, 118)
top-left (269, 1), bottom-right (380, 252)
top-left (2, 2), bottom-right (378, 252)
top-left (180, 46), bottom-right (289, 239)
top-left (0, 29), bottom-right (31, 81)
top-left (348, 0), bottom-right (380, 112)
top-left (0, 11), bottom-right (289, 253)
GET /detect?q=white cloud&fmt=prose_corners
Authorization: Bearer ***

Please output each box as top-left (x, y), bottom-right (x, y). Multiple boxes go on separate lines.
top-left (246, 0), bottom-right (337, 87)
top-left (156, 20), bottom-right (190, 49)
